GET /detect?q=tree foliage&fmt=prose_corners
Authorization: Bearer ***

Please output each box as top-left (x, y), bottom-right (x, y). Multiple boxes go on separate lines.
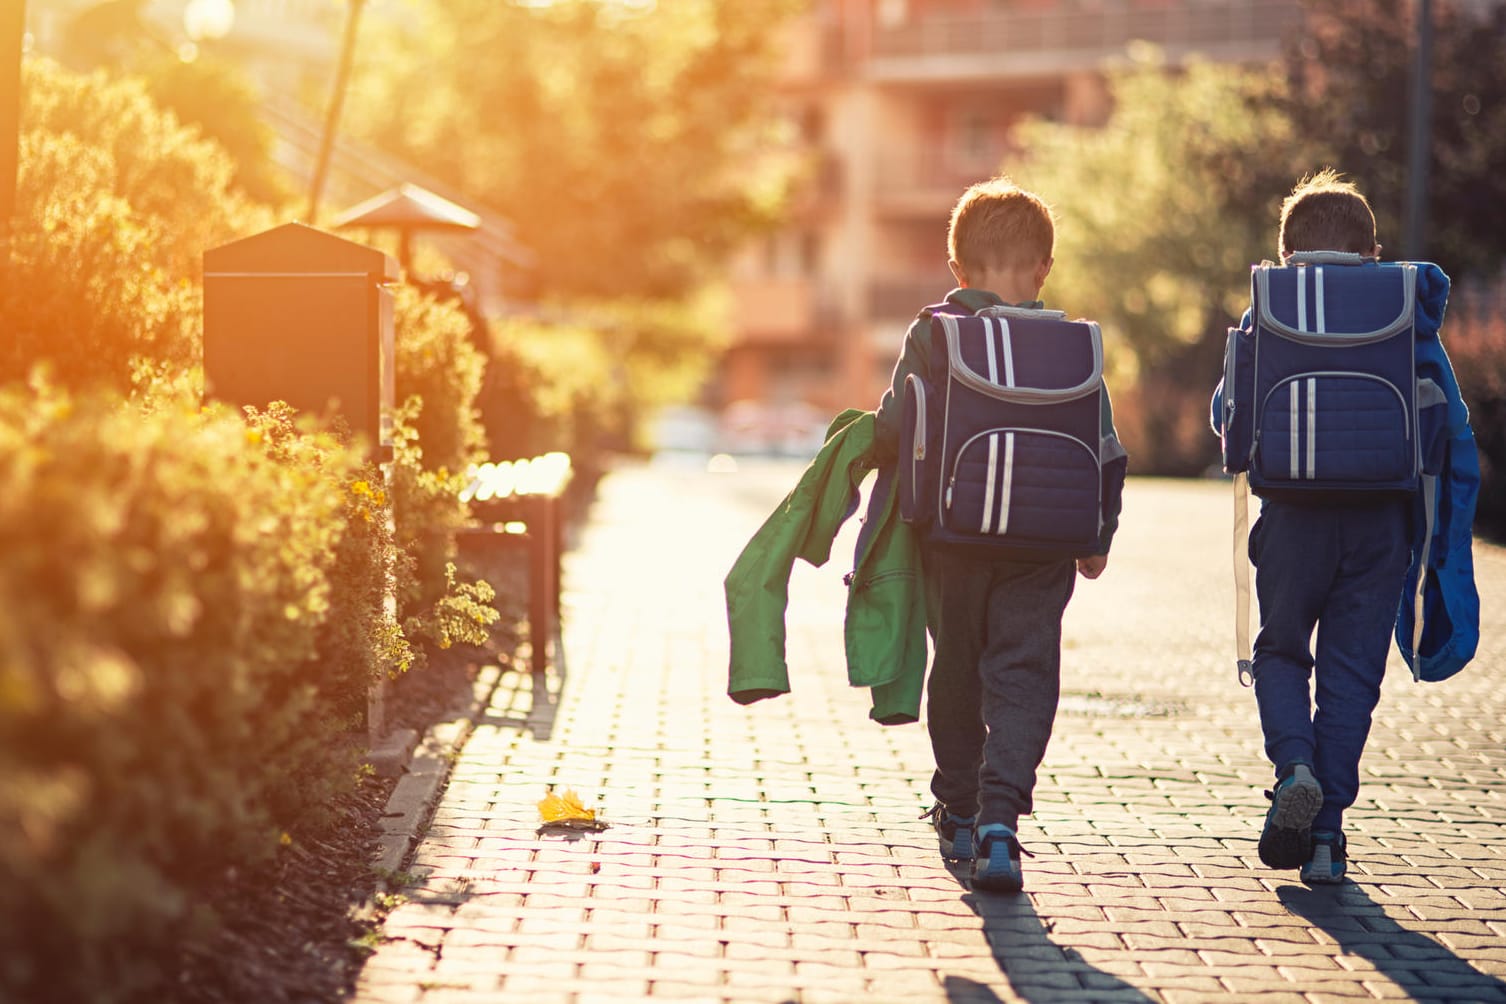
top-left (347, 0), bottom-right (802, 302)
top-left (139, 54), bottom-right (292, 206)
top-left (1010, 54), bottom-right (1316, 472)
top-left (1282, 0), bottom-right (1506, 278)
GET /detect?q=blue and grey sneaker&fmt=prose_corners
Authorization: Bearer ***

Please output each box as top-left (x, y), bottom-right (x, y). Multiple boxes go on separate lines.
top-left (920, 802), bottom-right (975, 861)
top-left (1258, 761), bottom-right (1324, 869)
top-left (1301, 830), bottom-right (1347, 885)
top-left (969, 824), bottom-right (1026, 894)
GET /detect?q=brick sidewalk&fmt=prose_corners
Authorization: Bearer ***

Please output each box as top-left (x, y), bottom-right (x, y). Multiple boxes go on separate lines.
top-left (355, 458), bottom-right (1506, 1004)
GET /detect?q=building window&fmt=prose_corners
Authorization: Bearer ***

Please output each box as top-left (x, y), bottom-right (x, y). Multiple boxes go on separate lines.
top-left (878, 0), bottom-right (908, 27)
top-left (948, 108), bottom-right (995, 173)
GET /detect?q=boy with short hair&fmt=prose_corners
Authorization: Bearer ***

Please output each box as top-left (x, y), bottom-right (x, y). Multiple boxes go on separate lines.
top-left (874, 177), bottom-right (1124, 893)
top-left (1212, 170), bottom-right (1478, 884)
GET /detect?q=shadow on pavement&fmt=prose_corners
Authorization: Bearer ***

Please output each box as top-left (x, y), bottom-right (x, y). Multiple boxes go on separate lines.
top-left (957, 882), bottom-right (1155, 1004)
top-left (1278, 883), bottom-right (1506, 1002)
top-left (474, 661), bottom-right (561, 740)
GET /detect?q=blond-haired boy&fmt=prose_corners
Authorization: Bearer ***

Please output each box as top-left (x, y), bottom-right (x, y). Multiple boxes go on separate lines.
top-left (874, 177), bottom-right (1124, 893)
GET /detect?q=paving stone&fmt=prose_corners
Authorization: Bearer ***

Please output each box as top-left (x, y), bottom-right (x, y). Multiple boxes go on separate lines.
top-left (350, 469), bottom-right (1506, 1003)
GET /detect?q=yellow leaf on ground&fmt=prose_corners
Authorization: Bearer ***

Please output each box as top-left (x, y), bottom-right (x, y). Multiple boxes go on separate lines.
top-left (537, 788), bottom-right (595, 823)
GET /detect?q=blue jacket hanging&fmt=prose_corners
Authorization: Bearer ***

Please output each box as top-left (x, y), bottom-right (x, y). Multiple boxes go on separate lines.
top-left (1391, 264), bottom-right (1481, 682)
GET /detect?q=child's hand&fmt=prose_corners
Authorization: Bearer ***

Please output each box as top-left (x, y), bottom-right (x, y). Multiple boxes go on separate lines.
top-left (1076, 554), bottom-right (1108, 579)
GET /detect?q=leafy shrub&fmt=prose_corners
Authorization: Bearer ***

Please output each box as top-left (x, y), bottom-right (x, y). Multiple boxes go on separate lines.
top-left (393, 285), bottom-right (489, 475)
top-left (389, 288), bottom-right (493, 635)
top-left (0, 384), bottom-right (391, 1001)
top-left (416, 563), bottom-right (502, 652)
top-left (3, 58), bottom-right (269, 392)
top-left (1, 128), bottom-right (198, 390)
top-left (252, 404), bottom-right (415, 728)
top-left (487, 313), bottom-right (621, 462)
top-left (21, 59), bottom-right (266, 278)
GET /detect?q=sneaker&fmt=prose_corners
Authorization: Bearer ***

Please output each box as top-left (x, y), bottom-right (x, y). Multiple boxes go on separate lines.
top-left (1301, 830), bottom-right (1347, 885)
top-left (970, 824), bottom-right (1026, 894)
top-left (1258, 761), bottom-right (1324, 869)
top-left (920, 802), bottom-right (975, 860)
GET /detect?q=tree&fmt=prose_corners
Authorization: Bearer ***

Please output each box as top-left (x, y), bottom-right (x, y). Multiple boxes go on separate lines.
top-left (1283, 0), bottom-right (1506, 279)
top-left (346, 0), bottom-right (802, 302)
top-left (140, 54), bottom-right (292, 206)
top-left (1009, 53), bottom-right (1319, 473)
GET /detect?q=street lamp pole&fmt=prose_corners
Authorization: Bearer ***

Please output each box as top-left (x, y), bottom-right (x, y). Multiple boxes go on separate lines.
top-left (1403, 0), bottom-right (1433, 260)
top-left (2, 0), bottom-right (25, 266)
top-left (306, 0), bottom-right (366, 225)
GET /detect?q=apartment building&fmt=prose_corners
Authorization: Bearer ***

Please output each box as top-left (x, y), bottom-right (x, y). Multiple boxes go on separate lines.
top-left (721, 0), bottom-right (1302, 418)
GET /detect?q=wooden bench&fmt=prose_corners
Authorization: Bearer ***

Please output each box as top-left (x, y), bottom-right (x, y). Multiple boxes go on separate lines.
top-left (457, 452), bottom-right (572, 679)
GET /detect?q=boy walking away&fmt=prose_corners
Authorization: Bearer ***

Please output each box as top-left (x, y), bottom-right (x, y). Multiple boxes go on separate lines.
top-left (874, 177), bottom-right (1127, 893)
top-left (1213, 171), bottom-right (1480, 885)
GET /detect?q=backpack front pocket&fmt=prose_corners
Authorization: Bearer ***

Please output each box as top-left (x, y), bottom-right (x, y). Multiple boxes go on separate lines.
top-left (944, 428), bottom-right (1101, 546)
top-left (1254, 372), bottom-right (1413, 485)
top-left (1221, 326), bottom-right (1255, 473)
top-left (899, 374), bottom-right (932, 523)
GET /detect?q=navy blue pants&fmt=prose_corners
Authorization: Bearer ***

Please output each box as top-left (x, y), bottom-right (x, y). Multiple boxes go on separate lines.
top-left (925, 550), bottom-right (1076, 831)
top-left (1250, 500), bottom-right (1410, 832)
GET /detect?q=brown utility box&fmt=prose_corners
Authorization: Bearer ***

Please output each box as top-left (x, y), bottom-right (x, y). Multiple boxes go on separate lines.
top-left (203, 223), bottom-right (399, 460)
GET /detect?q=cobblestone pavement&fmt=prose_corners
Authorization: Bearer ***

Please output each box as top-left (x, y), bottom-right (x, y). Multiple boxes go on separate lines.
top-left (355, 457), bottom-right (1506, 1004)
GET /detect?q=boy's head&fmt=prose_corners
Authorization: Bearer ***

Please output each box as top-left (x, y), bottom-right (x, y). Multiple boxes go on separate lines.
top-left (947, 177), bottom-right (1055, 296)
top-left (1278, 169), bottom-right (1381, 259)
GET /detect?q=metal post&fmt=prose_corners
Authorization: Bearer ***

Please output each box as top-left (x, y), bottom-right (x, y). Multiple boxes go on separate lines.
top-left (1403, 0), bottom-right (1433, 259)
top-left (2, 0), bottom-right (25, 264)
top-left (306, 0), bottom-right (366, 225)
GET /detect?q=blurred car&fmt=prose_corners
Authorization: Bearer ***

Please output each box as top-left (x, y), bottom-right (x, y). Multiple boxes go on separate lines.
top-left (647, 405), bottom-right (720, 455)
top-left (718, 400), bottom-right (831, 459)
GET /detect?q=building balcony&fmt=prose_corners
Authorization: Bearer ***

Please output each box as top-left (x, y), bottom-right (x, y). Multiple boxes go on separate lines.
top-left (867, 276), bottom-right (956, 324)
top-left (788, 151), bottom-right (845, 220)
top-left (866, 0), bottom-right (1303, 83)
top-left (874, 147), bottom-right (1012, 218)
top-left (777, 11), bottom-right (850, 85)
top-left (730, 277), bottom-right (840, 345)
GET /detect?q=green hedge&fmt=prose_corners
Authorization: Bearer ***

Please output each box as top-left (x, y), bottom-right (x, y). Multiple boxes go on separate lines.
top-left (390, 286), bottom-right (493, 640)
top-left (3, 59), bottom-right (269, 392)
top-left (481, 296), bottom-right (722, 473)
top-left (0, 56), bottom-right (511, 1001)
top-left (0, 385), bottom-right (401, 1001)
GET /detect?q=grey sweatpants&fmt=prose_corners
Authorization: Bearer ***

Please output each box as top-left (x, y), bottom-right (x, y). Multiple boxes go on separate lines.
top-left (924, 549), bottom-right (1076, 830)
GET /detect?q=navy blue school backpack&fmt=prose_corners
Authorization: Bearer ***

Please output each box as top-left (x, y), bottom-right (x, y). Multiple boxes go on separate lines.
top-left (897, 303), bottom-right (1123, 559)
top-left (1219, 253), bottom-right (1450, 685)
top-left (1219, 255), bottom-right (1448, 497)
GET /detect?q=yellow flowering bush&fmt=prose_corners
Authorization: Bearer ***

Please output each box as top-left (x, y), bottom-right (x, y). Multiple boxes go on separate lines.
top-left (390, 287), bottom-right (497, 639)
top-left (0, 386), bottom-right (388, 1000)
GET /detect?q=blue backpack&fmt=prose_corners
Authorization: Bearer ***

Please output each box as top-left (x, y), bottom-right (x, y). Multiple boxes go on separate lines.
top-left (897, 303), bottom-right (1124, 559)
top-left (1219, 256), bottom-right (1448, 497)
top-left (1219, 254), bottom-right (1450, 685)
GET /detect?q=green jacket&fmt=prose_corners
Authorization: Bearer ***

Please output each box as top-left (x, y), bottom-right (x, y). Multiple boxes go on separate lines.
top-left (725, 409), bottom-right (929, 724)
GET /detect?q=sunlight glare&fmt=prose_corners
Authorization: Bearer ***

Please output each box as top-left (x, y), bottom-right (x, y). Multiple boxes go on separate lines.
top-left (514, 0), bottom-right (655, 8)
top-left (183, 0), bottom-right (236, 41)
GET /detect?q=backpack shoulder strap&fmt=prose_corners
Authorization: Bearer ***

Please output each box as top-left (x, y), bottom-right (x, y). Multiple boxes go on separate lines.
top-left (1233, 473), bottom-right (1254, 686)
top-left (919, 300), bottom-right (971, 320)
